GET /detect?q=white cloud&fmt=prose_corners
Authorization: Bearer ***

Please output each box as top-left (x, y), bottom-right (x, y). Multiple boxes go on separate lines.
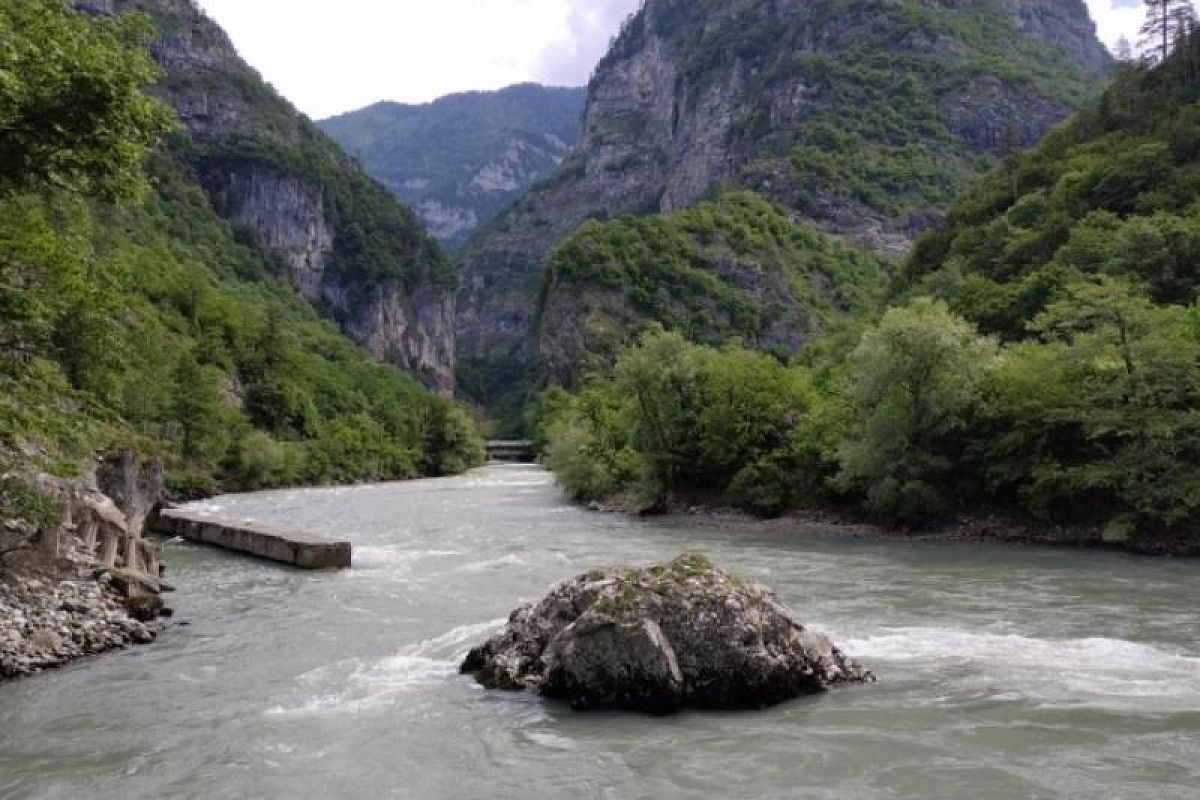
top-left (193, 0), bottom-right (1148, 120)
top-left (195, 0), bottom-right (630, 118)
top-left (533, 1), bottom-right (641, 86)
top-left (1087, 0), bottom-right (1145, 50)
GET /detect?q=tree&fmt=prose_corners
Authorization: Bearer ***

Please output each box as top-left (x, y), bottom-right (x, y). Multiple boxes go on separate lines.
top-left (1139, 0), bottom-right (1197, 64)
top-left (172, 354), bottom-right (226, 462)
top-left (838, 298), bottom-right (1000, 523)
top-left (243, 313), bottom-right (292, 433)
top-left (984, 278), bottom-right (1200, 535)
top-left (0, 0), bottom-right (176, 199)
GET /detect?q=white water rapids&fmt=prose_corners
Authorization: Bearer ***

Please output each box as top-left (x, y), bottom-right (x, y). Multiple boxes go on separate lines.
top-left (2, 465), bottom-right (1197, 799)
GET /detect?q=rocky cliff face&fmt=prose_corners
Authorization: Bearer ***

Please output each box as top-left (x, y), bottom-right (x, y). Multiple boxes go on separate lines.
top-left (458, 0), bottom-right (1113, 406)
top-left (85, 0), bottom-right (459, 392)
top-left (320, 85), bottom-right (586, 249)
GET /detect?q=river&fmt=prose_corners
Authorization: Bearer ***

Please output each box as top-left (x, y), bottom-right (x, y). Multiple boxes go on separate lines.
top-left (1, 465), bottom-right (1198, 799)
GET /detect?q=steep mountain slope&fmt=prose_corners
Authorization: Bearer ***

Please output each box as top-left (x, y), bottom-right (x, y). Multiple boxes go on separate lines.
top-left (3, 1), bottom-right (483, 499)
top-left (319, 85), bottom-right (586, 248)
top-left (77, 0), bottom-right (459, 392)
top-left (905, 51), bottom-right (1200, 335)
top-left (538, 42), bottom-right (1200, 550)
top-left (458, 0), bottom-right (1113, 408)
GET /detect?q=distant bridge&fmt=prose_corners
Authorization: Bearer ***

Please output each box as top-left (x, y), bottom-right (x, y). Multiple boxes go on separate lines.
top-left (486, 440), bottom-right (537, 463)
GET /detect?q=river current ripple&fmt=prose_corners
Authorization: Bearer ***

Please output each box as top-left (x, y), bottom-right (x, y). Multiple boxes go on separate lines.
top-left (1, 465), bottom-right (1198, 799)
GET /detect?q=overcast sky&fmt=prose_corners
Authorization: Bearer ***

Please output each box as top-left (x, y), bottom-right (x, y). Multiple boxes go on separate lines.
top-left (193, 0), bottom-right (1148, 120)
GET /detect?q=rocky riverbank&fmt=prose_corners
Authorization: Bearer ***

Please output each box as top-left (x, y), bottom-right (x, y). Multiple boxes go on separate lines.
top-left (0, 452), bottom-right (170, 682)
top-left (584, 497), bottom-right (1199, 558)
top-left (0, 573), bottom-right (159, 680)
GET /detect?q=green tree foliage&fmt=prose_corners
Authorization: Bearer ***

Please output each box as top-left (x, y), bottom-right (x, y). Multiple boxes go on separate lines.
top-left (0, 0), bottom-right (175, 199)
top-left (543, 330), bottom-right (817, 517)
top-left (906, 30), bottom-right (1200, 336)
top-left (0, 4), bottom-right (484, 497)
top-left (171, 354), bottom-right (226, 462)
top-left (540, 25), bottom-right (1200, 550)
top-left (1139, 0), bottom-right (1197, 64)
top-left (837, 299), bottom-right (999, 523)
top-left (981, 278), bottom-right (1200, 536)
top-left (539, 191), bottom-right (887, 384)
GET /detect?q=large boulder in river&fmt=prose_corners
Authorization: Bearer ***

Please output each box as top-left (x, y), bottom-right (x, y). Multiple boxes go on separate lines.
top-left (461, 553), bottom-right (873, 713)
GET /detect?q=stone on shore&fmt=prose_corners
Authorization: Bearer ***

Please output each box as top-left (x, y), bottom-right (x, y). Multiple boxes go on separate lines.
top-left (0, 575), bottom-right (158, 680)
top-left (1, 452), bottom-right (169, 681)
top-left (461, 553), bottom-right (873, 713)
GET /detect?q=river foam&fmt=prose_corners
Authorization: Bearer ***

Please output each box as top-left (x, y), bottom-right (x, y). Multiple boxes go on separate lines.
top-left (844, 626), bottom-right (1200, 711)
top-left (265, 619), bottom-right (506, 717)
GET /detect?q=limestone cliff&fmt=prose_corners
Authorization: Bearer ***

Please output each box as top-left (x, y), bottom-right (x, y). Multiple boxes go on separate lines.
top-left (84, 0), bottom-right (458, 392)
top-left (458, 0), bottom-right (1113, 406)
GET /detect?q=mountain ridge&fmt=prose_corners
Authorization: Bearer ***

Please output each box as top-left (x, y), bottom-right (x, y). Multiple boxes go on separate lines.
top-left (320, 84), bottom-right (586, 249)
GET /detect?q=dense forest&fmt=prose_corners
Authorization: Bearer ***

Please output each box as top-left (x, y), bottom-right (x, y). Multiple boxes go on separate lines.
top-left (0, 0), bottom-right (483, 523)
top-left (537, 31), bottom-right (1200, 554)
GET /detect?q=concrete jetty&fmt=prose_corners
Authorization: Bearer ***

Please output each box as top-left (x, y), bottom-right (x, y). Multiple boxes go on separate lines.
top-left (154, 509), bottom-right (352, 569)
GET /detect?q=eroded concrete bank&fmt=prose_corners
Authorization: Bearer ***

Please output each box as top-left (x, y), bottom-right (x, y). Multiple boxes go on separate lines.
top-left (1, 453), bottom-right (170, 681)
top-left (154, 509), bottom-right (352, 569)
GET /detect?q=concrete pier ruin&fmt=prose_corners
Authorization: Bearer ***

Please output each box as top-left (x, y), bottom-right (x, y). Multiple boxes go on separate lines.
top-left (154, 509), bottom-right (352, 569)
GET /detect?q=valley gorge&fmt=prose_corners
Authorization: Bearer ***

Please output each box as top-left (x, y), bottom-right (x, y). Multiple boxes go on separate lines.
top-left (4, 1), bottom-right (1200, 797)
top-left (455, 0), bottom-right (1114, 411)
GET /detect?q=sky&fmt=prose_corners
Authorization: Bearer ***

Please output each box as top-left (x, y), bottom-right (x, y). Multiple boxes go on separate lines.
top-left (194, 0), bottom-right (1148, 120)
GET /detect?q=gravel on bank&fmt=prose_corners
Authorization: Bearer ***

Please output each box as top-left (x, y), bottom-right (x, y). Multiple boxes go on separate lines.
top-left (0, 573), bottom-right (159, 680)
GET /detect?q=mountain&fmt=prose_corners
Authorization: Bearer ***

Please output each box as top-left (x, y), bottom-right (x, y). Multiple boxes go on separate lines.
top-left (1, 0), bottom-right (483, 497)
top-left (457, 0), bottom-right (1113, 412)
top-left (78, 0), bottom-right (459, 392)
top-left (319, 85), bottom-right (586, 249)
top-left (2, 0), bottom-right (486, 673)
top-left (536, 37), bottom-right (1200, 551)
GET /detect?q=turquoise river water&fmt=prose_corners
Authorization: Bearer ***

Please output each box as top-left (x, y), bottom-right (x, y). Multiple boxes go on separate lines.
top-left (1, 464), bottom-right (1198, 799)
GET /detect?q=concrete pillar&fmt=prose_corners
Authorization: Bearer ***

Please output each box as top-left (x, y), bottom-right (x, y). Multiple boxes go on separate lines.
top-left (99, 530), bottom-right (120, 568)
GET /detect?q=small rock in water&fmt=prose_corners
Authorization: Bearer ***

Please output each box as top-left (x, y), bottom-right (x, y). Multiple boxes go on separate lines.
top-left (461, 553), bottom-right (874, 714)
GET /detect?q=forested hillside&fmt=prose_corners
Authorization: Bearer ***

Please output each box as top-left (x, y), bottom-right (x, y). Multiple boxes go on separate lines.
top-left (539, 32), bottom-right (1200, 554)
top-left (537, 192), bottom-right (887, 387)
top-left (0, 0), bottom-right (482, 515)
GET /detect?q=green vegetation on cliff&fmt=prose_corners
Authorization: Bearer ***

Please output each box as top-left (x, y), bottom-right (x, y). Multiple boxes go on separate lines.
top-left (538, 191), bottom-right (887, 384)
top-left (906, 40), bottom-right (1200, 337)
top-left (543, 38), bottom-right (1200, 553)
top-left (458, 0), bottom-right (1111, 425)
top-left (121, 0), bottom-right (456, 296)
top-left (0, 0), bottom-right (482, 499)
top-left (606, 0), bottom-right (1105, 221)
